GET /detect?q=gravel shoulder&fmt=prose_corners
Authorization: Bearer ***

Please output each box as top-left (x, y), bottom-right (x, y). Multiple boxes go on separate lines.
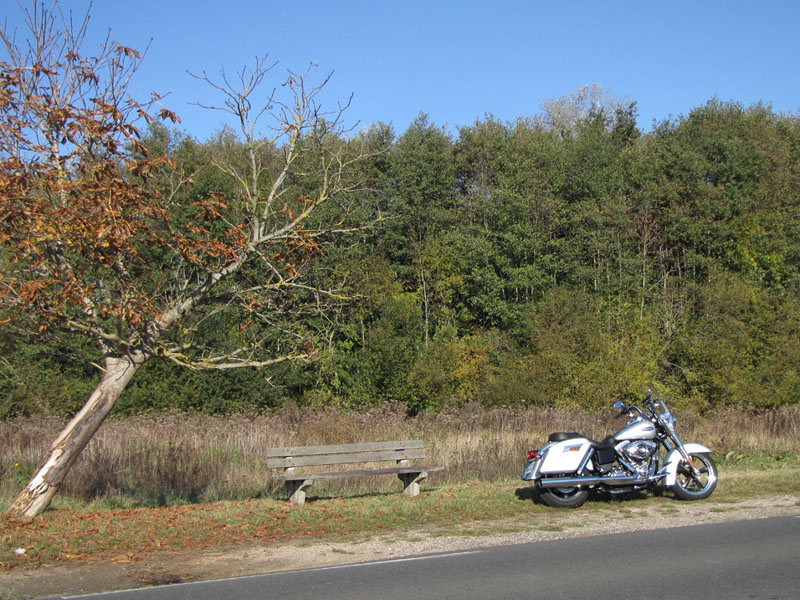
top-left (3, 493), bottom-right (799, 599)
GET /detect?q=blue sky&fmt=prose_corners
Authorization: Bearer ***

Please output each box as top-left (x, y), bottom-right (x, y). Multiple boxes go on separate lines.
top-left (3, 0), bottom-right (799, 140)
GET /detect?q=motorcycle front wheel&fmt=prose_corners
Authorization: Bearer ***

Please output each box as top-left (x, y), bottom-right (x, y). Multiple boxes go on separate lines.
top-left (538, 484), bottom-right (589, 508)
top-left (672, 453), bottom-right (718, 500)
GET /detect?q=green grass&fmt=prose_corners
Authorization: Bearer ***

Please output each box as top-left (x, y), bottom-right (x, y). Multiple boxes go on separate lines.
top-left (714, 460), bottom-right (800, 497)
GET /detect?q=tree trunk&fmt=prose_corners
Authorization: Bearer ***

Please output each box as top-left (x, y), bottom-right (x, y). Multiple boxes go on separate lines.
top-left (6, 354), bottom-right (145, 518)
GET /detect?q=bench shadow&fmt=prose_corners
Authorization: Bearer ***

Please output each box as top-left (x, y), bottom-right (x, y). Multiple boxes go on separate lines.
top-left (296, 485), bottom-right (445, 504)
top-left (305, 490), bottom-right (394, 502)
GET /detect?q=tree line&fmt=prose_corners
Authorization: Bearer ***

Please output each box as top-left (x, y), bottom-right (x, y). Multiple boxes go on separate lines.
top-left (4, 98), bottom-right (799, 417)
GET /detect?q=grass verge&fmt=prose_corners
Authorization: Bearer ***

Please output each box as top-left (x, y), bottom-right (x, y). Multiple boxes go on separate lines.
top-left (2, 459), bottom-right (799, 571)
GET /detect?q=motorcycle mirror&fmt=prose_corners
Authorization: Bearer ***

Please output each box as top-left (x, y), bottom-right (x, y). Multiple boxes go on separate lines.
top-left (613, 400), bottom-right (624, 410)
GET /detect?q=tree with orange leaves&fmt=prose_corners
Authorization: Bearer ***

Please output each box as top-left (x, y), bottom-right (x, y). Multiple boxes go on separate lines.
top-left (1, 2), bottom-right (371, 517)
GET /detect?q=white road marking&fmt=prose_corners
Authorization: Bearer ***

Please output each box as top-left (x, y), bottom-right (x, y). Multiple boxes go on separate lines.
top-left (60, 549), bottom-right (488, 598)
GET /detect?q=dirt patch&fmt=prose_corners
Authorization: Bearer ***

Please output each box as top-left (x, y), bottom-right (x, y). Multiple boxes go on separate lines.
top-left (2, 494), bottom-right (798, 599)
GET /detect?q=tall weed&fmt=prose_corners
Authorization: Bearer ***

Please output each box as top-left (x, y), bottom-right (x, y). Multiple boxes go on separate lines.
top-left (1, 404), bottom-right (798, 509)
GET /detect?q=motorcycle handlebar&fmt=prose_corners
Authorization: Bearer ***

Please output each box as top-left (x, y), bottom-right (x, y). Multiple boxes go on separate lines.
top-left (614, 388), bottom-right (667, 419)
top-left (614, 402), bottom-right (646, 419)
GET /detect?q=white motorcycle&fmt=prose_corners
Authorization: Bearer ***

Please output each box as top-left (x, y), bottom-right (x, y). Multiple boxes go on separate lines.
top-left (521, 388), bottom-right (718, 508)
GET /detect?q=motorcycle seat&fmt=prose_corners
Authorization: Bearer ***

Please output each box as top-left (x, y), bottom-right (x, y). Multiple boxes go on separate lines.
top-left (548, 432), bottom-right (616, 451)
top-left (588, 435), bottom-right (617, 450)
top-left (548, 432), bottom-right (582, 442)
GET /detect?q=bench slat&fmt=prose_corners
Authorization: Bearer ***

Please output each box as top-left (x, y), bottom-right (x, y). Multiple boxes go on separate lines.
top-left (267, 448), bottom-right (426, 469)
top-left (272, 465), bottom-right (446, 481)
top-left (267, 440), bottom-right (423, 458)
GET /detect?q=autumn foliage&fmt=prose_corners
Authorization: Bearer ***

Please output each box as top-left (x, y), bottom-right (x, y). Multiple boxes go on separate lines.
top-left (0, 16), bottom-right (176, 333)
top-left (0, 3), bottom-right (369, 517)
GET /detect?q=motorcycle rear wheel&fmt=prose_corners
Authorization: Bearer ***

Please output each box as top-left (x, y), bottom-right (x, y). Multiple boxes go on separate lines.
top-left (672, 453), bottom-right (718, 500)
top-left (538, 485), bottom-right (589, 508)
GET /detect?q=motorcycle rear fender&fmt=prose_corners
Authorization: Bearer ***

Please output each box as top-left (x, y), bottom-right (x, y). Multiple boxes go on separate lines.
top-left (521, 457), bottom-right (540, 481)
top-left (662, 443), bottom-right (712, 486)
top-left (538, 438), bottom-right (593, 474)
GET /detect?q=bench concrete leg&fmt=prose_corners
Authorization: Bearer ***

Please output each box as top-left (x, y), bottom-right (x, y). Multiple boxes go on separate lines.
top-left (286, 480), bottom-right (313, 505)
top-left (398, 471), bottom-right (428, 497)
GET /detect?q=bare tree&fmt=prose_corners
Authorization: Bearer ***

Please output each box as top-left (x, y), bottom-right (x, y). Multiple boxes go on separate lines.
top-left (540, 83), bottom-right (631, 138)
top-left (0, 2), bottom-right (371, 517)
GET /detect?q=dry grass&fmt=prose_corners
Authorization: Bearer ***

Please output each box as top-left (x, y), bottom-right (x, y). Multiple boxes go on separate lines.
top-left (1, 404), bottom-right (798, 509)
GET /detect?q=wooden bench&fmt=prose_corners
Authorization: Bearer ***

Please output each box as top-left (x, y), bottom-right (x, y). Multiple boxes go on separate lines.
top-left (267, 440), bottom-right (444, 505)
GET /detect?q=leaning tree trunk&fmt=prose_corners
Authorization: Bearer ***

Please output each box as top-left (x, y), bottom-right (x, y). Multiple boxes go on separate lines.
top-left (6, 354), bottom-right (145, 518)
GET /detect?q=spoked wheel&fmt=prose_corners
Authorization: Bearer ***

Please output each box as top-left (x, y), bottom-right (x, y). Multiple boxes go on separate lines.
top-left (672, 453), bottom-right (718, 500)
top-left (538, 481), bottom-right (589, 508)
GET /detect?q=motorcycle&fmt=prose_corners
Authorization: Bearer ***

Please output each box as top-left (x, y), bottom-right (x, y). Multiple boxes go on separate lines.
top-left (521, 387), bottom-right (718, 508)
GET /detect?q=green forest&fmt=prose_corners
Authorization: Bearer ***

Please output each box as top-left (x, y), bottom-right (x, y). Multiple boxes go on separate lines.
top-left (3, 97), bottom-right (800, 417)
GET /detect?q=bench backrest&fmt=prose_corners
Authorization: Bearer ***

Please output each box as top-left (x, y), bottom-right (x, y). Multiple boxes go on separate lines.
top-left (267, 440), bottom-right (425, 469)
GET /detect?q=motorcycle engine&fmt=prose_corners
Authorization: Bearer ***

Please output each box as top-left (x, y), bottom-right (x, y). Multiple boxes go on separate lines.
top-left (620, 440), bottom-right (658, 462)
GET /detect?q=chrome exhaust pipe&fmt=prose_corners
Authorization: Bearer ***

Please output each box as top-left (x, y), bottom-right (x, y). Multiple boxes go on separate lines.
top-left (538, 474), bottom-right (646, 488)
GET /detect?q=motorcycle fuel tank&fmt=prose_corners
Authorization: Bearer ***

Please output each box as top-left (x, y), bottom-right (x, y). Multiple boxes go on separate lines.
top-left (614, 419), bottom-right (657, 441)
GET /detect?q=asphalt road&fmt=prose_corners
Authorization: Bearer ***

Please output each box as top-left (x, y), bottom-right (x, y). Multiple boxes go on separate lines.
top-left (52, 515), bottom-right (800, 600)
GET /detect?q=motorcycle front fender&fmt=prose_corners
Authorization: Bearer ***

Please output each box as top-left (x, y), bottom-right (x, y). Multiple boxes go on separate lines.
top-left (662, 442), bottom-right (712, 486)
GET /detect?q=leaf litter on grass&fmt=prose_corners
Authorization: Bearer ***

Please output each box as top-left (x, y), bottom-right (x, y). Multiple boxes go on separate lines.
top-left (0, 483), bottom-right (532, 570)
